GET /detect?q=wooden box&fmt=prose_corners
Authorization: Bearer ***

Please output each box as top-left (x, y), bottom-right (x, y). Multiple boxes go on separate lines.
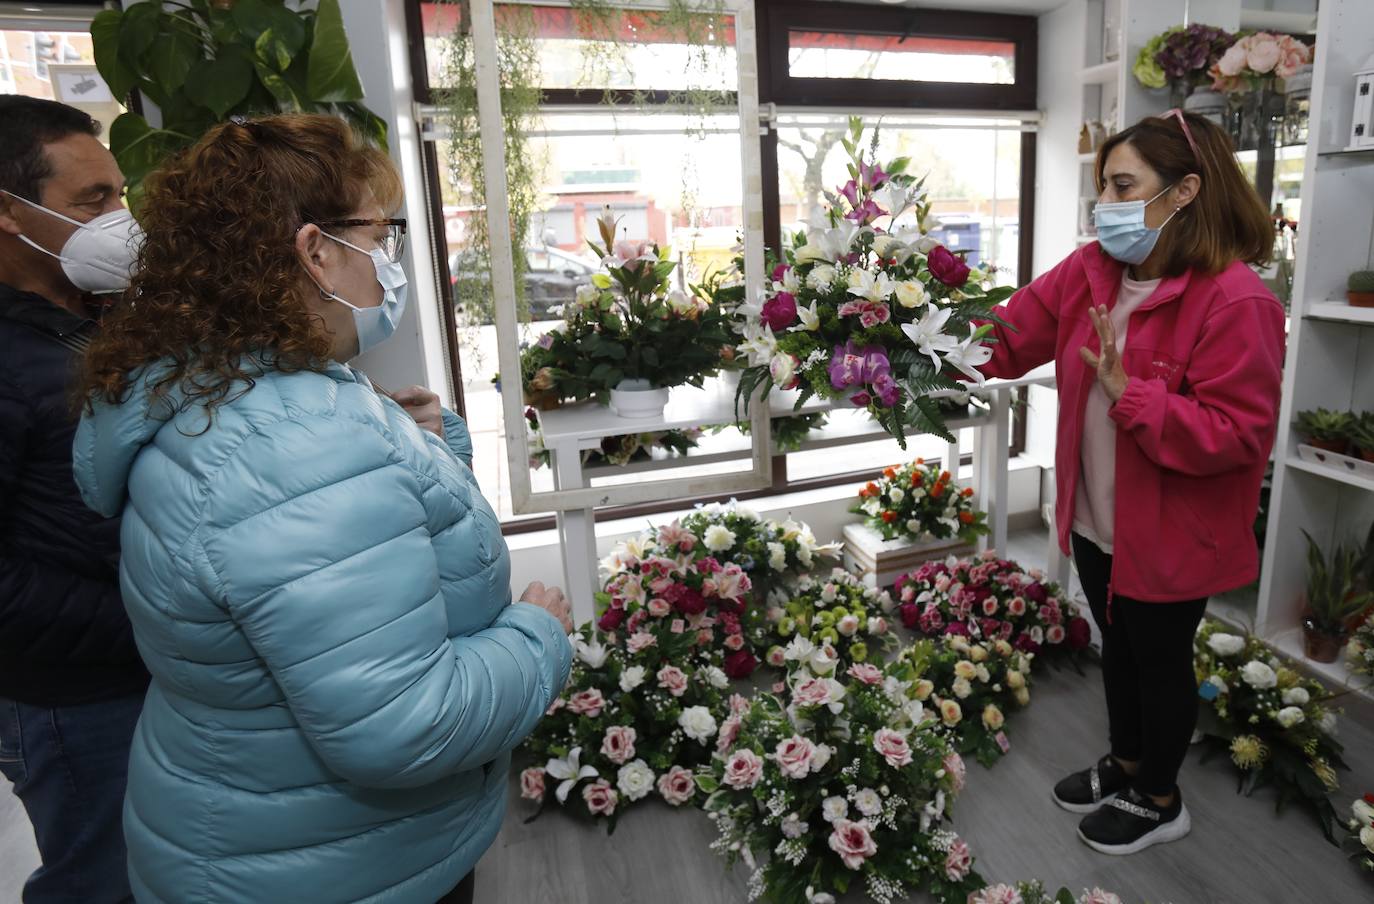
top-left (842, 523), bottom-right (975, 590)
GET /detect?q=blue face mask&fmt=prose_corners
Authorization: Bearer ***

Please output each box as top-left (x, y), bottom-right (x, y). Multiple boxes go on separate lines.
top-left (318, 232), bottom-right (409, 356)
top-left (1092, 185), bottom-right (1180, 266)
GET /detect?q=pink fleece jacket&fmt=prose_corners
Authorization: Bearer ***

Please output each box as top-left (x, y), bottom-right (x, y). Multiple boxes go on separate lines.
top-left (979, 243), bottom-right (1286, 602)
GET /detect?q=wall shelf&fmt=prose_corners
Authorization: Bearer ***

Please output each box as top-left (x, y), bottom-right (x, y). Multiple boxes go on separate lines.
top-left (1305, 301), bottom-right (1374, 325)
top-left (1317, 146), bottom-right (1374, 159)
top-left (1286, 455), bottom-right (1374, 495)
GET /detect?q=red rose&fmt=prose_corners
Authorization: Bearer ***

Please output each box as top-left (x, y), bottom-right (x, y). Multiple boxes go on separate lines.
top-left (926, 245), bottom-right (970, 287)
top-left (881, 510), bottom-right (898, 524)
top-left (724, 649), bottom-right (758, 680)
top-left (899, 602), bottom-right (921, 630)
top-left (597, 606), bottom-right (626, 632)
top-left (1067, 616), bottom-right (1092, 650)
top-left (760, 292), bottom-right (798, 331)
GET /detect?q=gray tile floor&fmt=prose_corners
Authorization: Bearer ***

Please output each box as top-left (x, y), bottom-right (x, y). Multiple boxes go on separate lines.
top-left (3, 529), bottom-right (1370, 903)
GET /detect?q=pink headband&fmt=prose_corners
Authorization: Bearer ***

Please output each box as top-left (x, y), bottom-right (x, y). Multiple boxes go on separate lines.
top-left (1161, 108), bottom-right (1202, 167)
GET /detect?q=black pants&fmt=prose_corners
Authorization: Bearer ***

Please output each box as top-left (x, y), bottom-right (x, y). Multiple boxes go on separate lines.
top-left (435, 870), bottom-right (475, 904)
top-left (1072, 534), bottom-right (1208, 797)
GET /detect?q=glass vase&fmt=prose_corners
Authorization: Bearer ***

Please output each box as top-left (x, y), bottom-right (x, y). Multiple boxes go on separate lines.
top-left (1167, 79), bottom-right (1193, 111)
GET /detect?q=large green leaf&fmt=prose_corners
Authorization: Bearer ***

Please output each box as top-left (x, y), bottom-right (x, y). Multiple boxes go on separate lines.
top-left (255, 28), bottom-right (294, 73)
top-left (109, 112), bottom-right (190, 192)
top-left (150, 17), bottom-right (202, 92)
top-left (184, 52), bottom-right (254, 118)
top-left (116, 2), bottom-right (162, 74)
top-left (306, 0), bottom-right (364, 103)
top-left (90, 10), bottom-right (136, 101)
top-left (253, 57), bottom-right (303, 110)
top-left (231, 0), bottom-right (303, 52)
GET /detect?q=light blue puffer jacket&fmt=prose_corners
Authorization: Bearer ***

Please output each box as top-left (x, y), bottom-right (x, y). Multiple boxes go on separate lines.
top-left (73, 360), bottom-right (571, 904)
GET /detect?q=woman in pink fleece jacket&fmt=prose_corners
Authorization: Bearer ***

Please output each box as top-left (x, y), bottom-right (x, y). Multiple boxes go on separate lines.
top-left (978, 111), bottom-right (1284, 855)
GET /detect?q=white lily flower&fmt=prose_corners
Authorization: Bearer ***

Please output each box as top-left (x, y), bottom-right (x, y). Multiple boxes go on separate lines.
top-left (871, 182), bottom-right (911, 220)
top-left (574, 637), bottom-right (609, 669)
top-left (942, 336), bottom-right (993, 383)
top-left (794, 300), bottom-right (820, 332)
top-left (846, 268), bottom-right (896, 303)
top-left (900, 306), bottom-right (956, 371)
top-left (738, 324), bottom-right (778, 367)
top-left (545, 747), bottom-right (599, 804)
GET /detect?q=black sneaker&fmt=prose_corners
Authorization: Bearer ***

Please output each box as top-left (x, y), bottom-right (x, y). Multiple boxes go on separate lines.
top-left (1052, 755), bottom-right (1130, 813)
top-left (1077, 786), bottom-right (1191, 855)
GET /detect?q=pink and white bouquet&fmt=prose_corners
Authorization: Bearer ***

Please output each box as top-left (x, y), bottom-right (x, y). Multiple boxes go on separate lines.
top-left (1208, 32), bottom-right (1312, 93)
top-left (969, 881), bottom-right (1127, 904)
top-left (732, 117), bottom-right (1014, 447)
top-left (699, 645), bottom-right (983, 904)
top-left (893, 552), bottom-right (1091, 664)
top-left (1344, 793), bottom-right (1374, 872)
top-left (763, 566), bottom-right (897, 667)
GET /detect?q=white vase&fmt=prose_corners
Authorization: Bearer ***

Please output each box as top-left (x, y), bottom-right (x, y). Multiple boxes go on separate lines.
top-left (610, 378), bottom-right (669, 419)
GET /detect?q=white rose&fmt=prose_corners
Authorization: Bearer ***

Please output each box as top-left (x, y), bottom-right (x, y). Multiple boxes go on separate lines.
top-left (1206, 633), bottom-right (1246, 657)
top-left (704, 524), bottom-right (737, 552)
top-left (769, 352), bottom-right (796, 387)
top-left (1318, 711), bottom-right (1338, 736)
top-left (768, 542), bottom-right (787, 571)
top-left (811, 743), bottom-right (833, 771)
top-left (894, 280), bottom-right (928, 309)
top-left (906, 519), bottom-right (921, 534)
top-left (1240, 661), bottom-right (1277, 689)
top-left (836, 614), bottom-right (860, 637)
top-left (863, 498), bottom-right (881, 517)
top-left (616, 759), bottom-right (656, 801)
top-left (702, 666), bottom-right (730, 690)
top-left (952, 677), bottom-right (973, 699)
top-left (821, 795), bottom-right (848, 823)
top-left (679, 706), bottom-right (719, 743)
top-left (1361, 825), bottom-right (1374, 855)
top-left (1282, 687), bottom-right (1310, 706)
top-left (807, 265), bottom-right (835, 290)
top-left (1275, 706), bottom-right (1305, 729)
top-left (889, 487), bottom-right (905, 505)
top-left (1354, 798), bottom-right (1374, 824)
top-left (620, 665), bottom-right (647, 692)
top-left (976, 665), bottom-right (990, 684)
top-left (854, 788), bottom-right (883, 817)
top-left (575, 283), bottom-right (600, 307)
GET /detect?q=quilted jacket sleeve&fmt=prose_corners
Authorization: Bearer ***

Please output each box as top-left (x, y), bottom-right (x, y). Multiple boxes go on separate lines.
top-left (197, 412), bottom-right (570, 789)
top-left (440, 408), bottom-right (474, 469)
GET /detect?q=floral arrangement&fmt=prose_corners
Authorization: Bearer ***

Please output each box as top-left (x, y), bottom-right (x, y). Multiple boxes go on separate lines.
top-left (762, 567), bottom-right (896, 667)
top-left (1132, 24), bottom-right (1234, 91)
top-left (893, 553), bottom-right (1092, 665)
top-left (698, 645), bottom-right (983, 904)
top-left (1347, 612), bottom-right (1374, 680)
top-left (732, 118), bottom-right (1014, 446)
top-left (1344, 793), bottom-right (1374, 872)
top-left (519, 625), bottom-right (728, 828)
top-left (970, 882), bottom-right (1126, 904)
top-left (1193, 619), bottom-right (1348, 841)
top-left (518, 206), bottom-right (734, 402)
top-left (1209, 32), bottom-right (1312, 94)
top-left (897, 636), bottom-right (1034, 767)
top-left (850, 458), bottom-right (988, 544)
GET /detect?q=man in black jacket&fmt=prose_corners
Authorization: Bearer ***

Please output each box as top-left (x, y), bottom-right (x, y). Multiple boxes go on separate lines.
top-left (0, 96), bottom-right (146, 903)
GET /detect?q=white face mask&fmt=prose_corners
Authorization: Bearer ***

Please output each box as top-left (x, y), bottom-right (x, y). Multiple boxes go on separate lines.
top-left (316, 232), bottom-right (409, 356)
top-left (2, 190), bottom-right (143, 294)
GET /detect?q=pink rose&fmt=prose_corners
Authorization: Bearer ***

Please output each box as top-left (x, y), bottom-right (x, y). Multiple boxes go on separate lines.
top-left (766, 647), bottom-right (787, 668)
top-left (934, 575), bottom-right (952, 594)
top-left (626, 631), bottom-right (657, 654)
top-left (716, 713), bottom-right (743, 753)
top-left (873, 728), bottom-right (913, 768)
top-left (772, 681), bottom-right (786, 694)
top-left (730, 693), bottom-right (751, 715)
top-left (970, 885), bottom-right (1023, 904)
top-left (793, 677), bottom-right (833, 709)
top-left (724, 633), bottom-right (746, 651)
top-left (568, 689), bottom-right (605, 718)
top-left (1006, 596), bottom-right (1026, 617)
top-left (981, 597), bottom-right (999, 617)
top-left (600, 726), bottom-right (637, 765)
top-left (771, 734), bottom-right (817, 779)
top-left (582, 779), bottom-right (618, 816)
top-left (828, 818), bottom-right (878, 869)
top-left (723, 748), bottom-right (765, 789)
top-left (1079, 890), bottom-right (1124, 904)
top-left (657, 664), bottom-right (688, 697)
top-left (520, 767), bottom-right (546, 800)
top-left (1246, 36), bottom-right (1281, 74)
top-left (696, 628), bottom-right (715, 646)
top-left (1216, 42), bottom-right (1247, 77)
top-left (1275, 38), bottom-right (1310, 79)
top-left (944, 837), bottom-right (972, 881)
top-left (847, 663), bottom-right (884, 686)
top-left (647, 598), bottom-right (671, 618)
top-left (657, 765), bottom-right (696, 806)
top-left (1046, 624), bottom-right (1066, 645)
top-left (943, 752), bottom-right (966, 794)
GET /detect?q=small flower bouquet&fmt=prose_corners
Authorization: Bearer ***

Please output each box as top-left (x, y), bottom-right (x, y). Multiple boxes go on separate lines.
top-left (698, 646), bottom-right (983, 904)
top-left (850, 458), bottom-right (988, 543)
top-left (733, 118), bottom-right (1015, 447)
top-left (1193, 619), bottom-right (1349, 841)
top-left (1347, 612), bottom-right (1374, 680)
top-left (893, 553), bottom-right (1092, 666)
top-left (898, 636), bottom-right (1033, 768)
top-left (762, 567), bottom-right (896, 667)
top-left (970, 881), bottom-right (1126, 904)
top-left (519, 625), bottom-right (730, 829)
top-left (1132, 24), bottom-right (1234, 92)
top-left (1208, 31), bottom-right (1312, 93)
top-left (1344, 793), bottom-right (1374, 872)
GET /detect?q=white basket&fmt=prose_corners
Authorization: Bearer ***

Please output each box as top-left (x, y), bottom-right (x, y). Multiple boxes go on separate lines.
top-left (1296, 443), bottom-right (1374, 479)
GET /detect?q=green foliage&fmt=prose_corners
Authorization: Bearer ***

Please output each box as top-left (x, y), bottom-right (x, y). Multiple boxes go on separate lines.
top-left (1350, 412), bottom-right (1374, 455)
top-left (90, 0), bottom-right (385, 207)
top-left (1347, 271), bottom-right (1374, 293)
top-left (1294, 408), bottom-right (1355, 444)
top-left (1303, 531), bottom-right (1374, 631)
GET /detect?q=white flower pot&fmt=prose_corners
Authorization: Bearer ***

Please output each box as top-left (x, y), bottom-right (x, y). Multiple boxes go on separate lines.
top-left (610, 378), bottom-right (669, 419)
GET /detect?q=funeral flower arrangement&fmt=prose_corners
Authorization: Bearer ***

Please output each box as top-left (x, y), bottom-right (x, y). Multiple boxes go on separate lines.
top-left (970, 882), bottom-right (1126, 904)
top-left (893, 553), bottom-right (1092, 664)
top-left (1344, 793), bottom-right (1374, 872)
top-left (698, 644), bottom-right (984, 904)
top-left (1193, 619), bottom-right (1348, 840)
top-left (732, 118), bottom-right (1014, 446)
top-left (762, 567), bottom-right (896, 668)
top-left (851, 459), bottom-right (988, 543)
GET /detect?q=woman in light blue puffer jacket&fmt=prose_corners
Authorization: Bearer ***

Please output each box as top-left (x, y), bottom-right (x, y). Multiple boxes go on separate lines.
top-left (73, 115), bottom-right (572, 903)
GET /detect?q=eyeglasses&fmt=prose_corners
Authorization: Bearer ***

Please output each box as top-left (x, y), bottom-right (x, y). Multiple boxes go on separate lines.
top-left (313, 218), bottom-right (407, 263)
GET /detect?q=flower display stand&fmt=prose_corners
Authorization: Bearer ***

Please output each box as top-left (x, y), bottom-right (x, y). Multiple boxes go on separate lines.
top-left (842, 523), bottom-right (975, 590)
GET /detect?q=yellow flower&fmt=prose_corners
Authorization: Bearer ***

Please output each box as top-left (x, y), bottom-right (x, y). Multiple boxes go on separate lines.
top-left (1311, 758), bottom-right (1338, 791)
top-left (982, 704), bottom-right (1005, 730)
top-left (1014, 686), bottom-right (1031, 707)
top-left (969, 645), bottom-right (989, 663)
top-left (954, 660), bottom-right (978, 680)
top-left (894, 279), bottom-right (928, 309)
top-left (912, 679), bottom-right (935, 701)
top-left (1276, 667), bottom-right (1300, 689)
top-left (939, 699), bottom-right (963, 726)
top-left (1230, 735), bottom-right (1268, 770)
top-left (993, 640), bottom-right (1013, 658)
top-left (1005, 669), bottom-right (1025, 690)
top-left (949, 636), bottom-right (971, 654)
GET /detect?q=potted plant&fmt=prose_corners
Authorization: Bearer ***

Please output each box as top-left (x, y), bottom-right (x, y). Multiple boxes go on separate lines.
top-left (1294, 408), bottom-right (1355, 454)
top-left (1349, 271), bottom-right (1374, 308)
top-left (1301, 530), bottom-right (1374, 663)
top-left (1350, 412), bottom-right (1374, 463)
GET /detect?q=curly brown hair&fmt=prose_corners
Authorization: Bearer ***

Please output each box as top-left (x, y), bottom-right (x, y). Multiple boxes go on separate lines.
top-left (80, 113), bottom-right (401, 413)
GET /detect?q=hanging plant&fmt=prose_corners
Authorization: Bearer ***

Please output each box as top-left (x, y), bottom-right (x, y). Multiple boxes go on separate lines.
top-left (90, 0), bottom-right (386, 206)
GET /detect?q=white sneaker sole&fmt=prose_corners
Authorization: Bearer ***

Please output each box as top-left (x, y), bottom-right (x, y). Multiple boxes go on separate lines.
top-left (1052, 789), bottom-right (1119, 814)
top-left (1078, 803), bottom-right (1192, 855)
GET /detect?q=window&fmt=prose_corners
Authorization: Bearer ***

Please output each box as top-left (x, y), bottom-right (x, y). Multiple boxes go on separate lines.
top-left (407, 0), bottom-right (1035, 531)
top-left (0, 6), bottom-right (125, 143)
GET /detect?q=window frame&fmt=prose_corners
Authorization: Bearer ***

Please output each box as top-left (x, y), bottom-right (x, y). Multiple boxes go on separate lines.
top-left (405, 0), bottom-right (1035, 534)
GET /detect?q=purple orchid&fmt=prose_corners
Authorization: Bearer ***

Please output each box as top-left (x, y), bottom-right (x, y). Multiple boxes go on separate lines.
top-left (839, 179), bottom-right (861, 208)
top-left (859, 159), bottom-right (889, 190)
top-left (845, 199), bottom-right (886, 224)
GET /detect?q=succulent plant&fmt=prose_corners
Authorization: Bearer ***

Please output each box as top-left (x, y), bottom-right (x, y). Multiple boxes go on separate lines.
top-left (1348, 270), bottom-right (1374, 293)
top-left (1294, 408), bottom-right (1355, 444)
top-left (1304, 530), bottom-right (1374, 633)
top-left (1350, 412), bottom-right (1374, 454)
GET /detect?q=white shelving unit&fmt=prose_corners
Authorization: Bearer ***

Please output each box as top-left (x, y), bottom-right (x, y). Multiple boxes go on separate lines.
top-left (1256, 0), bottom-right (1374, 694)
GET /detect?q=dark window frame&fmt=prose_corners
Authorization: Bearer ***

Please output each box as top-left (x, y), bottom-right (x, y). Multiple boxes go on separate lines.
top-left (405, 0), bottom-right (1035, 535)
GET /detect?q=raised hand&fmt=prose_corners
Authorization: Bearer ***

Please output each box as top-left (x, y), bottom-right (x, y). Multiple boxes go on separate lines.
top-left (1078, 305), bottom-right (1129, 402)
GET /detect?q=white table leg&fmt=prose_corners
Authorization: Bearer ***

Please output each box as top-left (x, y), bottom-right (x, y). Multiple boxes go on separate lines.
top-left (550, 444), bottom-right (599, 625)
top-left (988, 388), bottom-right (1011, 556)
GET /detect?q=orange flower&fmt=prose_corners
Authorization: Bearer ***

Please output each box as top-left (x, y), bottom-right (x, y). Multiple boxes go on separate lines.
top-left (915, 458), bottom-right (925, 465)
top-left (962, 487), bottom-right (975, 498)
top-left (959, 511), bottom-right (975, 525)
top-left (884, 466), bottom-right (898, 479)
top-left (881, 511), bottom-right (898, 524)
top-left (865, 482), bottom-right (879, 495)
top-left (932, 483), bottom-right (946, 498)
top-left (911, 472), bottom-right (922, 487)
top-left (941, 471), bottom-right (952, 482)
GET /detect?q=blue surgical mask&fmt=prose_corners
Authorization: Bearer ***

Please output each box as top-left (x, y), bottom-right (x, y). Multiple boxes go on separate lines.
top-left (318, 232), bottom-right (409, 355)
top-left (1092, 185), bottom-right (1180, 266)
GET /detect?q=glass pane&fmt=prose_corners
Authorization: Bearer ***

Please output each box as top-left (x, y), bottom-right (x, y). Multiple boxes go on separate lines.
top-left (420, 2), bottom-right (737, 93)
top-left (0, 25), bottom-right (125, 141)
top-left (787, 30), bottom-right (1014, 84)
